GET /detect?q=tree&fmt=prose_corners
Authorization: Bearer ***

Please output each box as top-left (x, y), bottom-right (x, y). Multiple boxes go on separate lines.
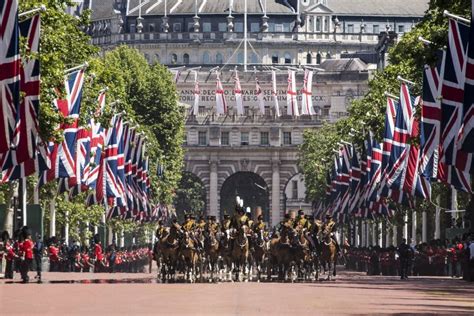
top-left (174, 172), bottom-right (206, 221)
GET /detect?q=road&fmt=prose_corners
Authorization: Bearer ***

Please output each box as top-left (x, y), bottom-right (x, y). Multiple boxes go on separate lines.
top-left (1, 268), bottom-right (473, 315)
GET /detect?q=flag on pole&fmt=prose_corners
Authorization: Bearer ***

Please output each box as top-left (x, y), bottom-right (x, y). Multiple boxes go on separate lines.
top-left (301, 69), bottom-right (315, 115)
top-left (439, 18), bottom-right (472, 192)
top-left (255, 75), bottom-right (265, 115)
top-left (286, 70), bottom-right (299, 116)
top-left (215, 73), bottom-right (227, 114)
top-left (234, 71), bottom-right (244, 115)
top-left (192, 71), bottom-right (200, 116)
top-left (460, 2), bottom-right (474, 152)
top-left (0, 0), bottom-right (20, 155)
top-left (271, 70), bottom-right (281, 117)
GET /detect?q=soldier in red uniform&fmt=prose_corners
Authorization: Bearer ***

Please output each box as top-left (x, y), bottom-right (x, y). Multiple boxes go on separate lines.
top-left (94, 240), bottom-right (104, 273)
top-left (4, 238), bottom-right (17, 279)
top-left (19, 229), bottom-right (34, 283)
top-left (48, 238), bottom-right (60, 272)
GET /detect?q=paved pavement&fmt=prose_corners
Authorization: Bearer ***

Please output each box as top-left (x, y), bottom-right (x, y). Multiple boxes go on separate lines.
top-left (1, 268), bottom-right (473, 315)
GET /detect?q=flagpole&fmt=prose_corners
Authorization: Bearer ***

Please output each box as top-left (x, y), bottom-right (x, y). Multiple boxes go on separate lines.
top-left (64, 62), bottom-right (88, 74)
top-left (244, 0), bottom-right (248, 72)
top-left (18, 5), bottom-right (46, 18)
top-left (443, 10), bottom-right (470, 25)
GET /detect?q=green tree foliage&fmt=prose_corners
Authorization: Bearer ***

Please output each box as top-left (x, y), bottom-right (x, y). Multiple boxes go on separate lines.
top-left (174, 172), bottom-right (206, 221)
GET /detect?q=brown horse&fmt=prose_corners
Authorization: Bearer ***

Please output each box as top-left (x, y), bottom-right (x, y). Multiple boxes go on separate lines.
top-left (292, 229), bottom-right (315, 281)
top-left (320, 233), bottom-right (338, 280)
top-left (219, 231), bottom-right (233, 280)
top-left (204, 229), bottom-right (219, 281)
top-left (251, 228), bottom-right (267, 281)
top-left (231, 226), bottom-right (250, 281)
top-left (159, 224), bottom-right (181, 281)
top-left (180, 231), bottom-right (200, 282)
top-left (268, 229), bottom-right (296, 281)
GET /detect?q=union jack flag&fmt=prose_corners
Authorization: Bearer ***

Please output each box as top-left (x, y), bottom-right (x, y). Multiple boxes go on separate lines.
top-left (40, 69), bottom-right (85, 186)
top-left (0, 0), bottom-right (20, 154)
top-left (1, 141), bottom-right (50, 183)
top-left (439, 19), bottom-right (472, 192)
top-left (460, 2), bottom-right (474, 152)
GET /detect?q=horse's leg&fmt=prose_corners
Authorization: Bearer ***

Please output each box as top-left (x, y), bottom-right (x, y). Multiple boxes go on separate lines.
top-left (333, 256), bottom-right (337, 277)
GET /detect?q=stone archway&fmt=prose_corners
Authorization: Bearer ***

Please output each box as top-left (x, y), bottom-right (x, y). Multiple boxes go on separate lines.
top-left (220, 172), bottom-right (270, 222)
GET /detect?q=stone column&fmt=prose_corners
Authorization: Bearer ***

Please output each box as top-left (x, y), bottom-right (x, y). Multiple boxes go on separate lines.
top-left (434, 196), bottom-right (441, 239)
top-left (422, 210), bottom-right (427, 243)
top-left (271, 160), bottom-right (281, 227)
top-left (392, 225), bottom-right (398, 246)
top-left (378, 221), bottom-right (383, 247)
top-left (361, 221), bottom-right (366, 247)
top-left (411, 210), bottom-right (417, 245)
top-left (354, 220), bottom-right (359, 247)
top-left (385, 223), bottom-right (391, 247)
top-left (50, 200), bottom-right (56, 237)
top-left (209, 159), bottom-right (218, 217)
top-left (403, 212), bottom-right (408, 241)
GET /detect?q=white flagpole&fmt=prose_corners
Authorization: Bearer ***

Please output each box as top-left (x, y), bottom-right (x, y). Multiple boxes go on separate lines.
top-left (272, 70), bottom-right (281, 117)
top-left (193, 71), bottom-right (200, 116)
top-left (244, 0), bottom-right (248, 72)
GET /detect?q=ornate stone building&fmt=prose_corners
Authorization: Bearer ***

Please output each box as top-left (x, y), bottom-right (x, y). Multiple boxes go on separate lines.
top-left (86, 0), bottom-right (428, 225)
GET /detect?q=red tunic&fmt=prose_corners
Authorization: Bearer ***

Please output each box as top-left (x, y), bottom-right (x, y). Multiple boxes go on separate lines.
top-left (95, 244), bottom-right (103, 261)
top-left (49, 245), bottom-right (59, 262)
top-left (22, 239), bottom-right (34, 259)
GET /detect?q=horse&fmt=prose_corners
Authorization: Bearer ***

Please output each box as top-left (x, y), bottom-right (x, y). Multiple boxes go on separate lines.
top-left (159, 224), bottom-right (181, 281)
top-left (204, 229), bottom-right (220, 282)
top-left (292, 229), bottom-right (316, 281)
top-left (231, 226), bottom-right (250, 281)
top-left (320, 233), bottom-right (338, 280)
top-left (268, 229), bottom-right (296, 281)
top-left (251, 228), bottom-right (267, 281)
top-left (180, 231), bottom-right (200, 282)
top-left (218, 230), bottom-right (233, 281)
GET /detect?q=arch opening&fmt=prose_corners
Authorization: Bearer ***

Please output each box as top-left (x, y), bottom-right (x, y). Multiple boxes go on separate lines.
top-left (220, 172), bottom-right (270, 222)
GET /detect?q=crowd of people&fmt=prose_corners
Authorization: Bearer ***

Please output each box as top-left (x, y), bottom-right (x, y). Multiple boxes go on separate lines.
top-left (0, 227), bottom-right (153, 283)
top-left (345, 236), bottom-right (474, 281)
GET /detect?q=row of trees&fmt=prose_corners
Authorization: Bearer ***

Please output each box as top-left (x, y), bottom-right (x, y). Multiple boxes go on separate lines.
top-left (299, 0), bottom-right (473, 231)
top-left (1, 0), bottom-right (185, 243)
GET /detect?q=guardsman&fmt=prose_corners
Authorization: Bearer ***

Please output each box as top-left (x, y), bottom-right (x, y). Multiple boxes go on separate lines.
top-left (222, 214), bottom-right (231, 231)
top-left (206, 216), bottom-right (219, 234)
top-left (197, 215), bottom-right (207, 230)
top-left (322, 214), bottom-right (340, 253)
top-left (252, 214), bottom-right (266, 232)
top-left (230, 205), bottom-right (249, 230)
top-left (182, 214), bottom-right (195, 232)
top-left (295, 210), bottom-right (308, 230)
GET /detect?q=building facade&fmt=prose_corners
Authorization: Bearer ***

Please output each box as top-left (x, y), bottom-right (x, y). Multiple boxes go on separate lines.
top-left (86, 0), bottom-right (428, 224)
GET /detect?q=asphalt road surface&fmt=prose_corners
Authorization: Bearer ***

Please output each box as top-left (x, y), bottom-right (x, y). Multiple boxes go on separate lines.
top-left (1, 268), bottom-right (473, 315)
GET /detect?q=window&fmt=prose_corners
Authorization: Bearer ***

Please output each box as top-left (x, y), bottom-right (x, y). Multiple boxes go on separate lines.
top-left (292, 180), bottom-right (298, 199)
top-left (216, 53), bottom-right (223, 64)
top-left (315, 16), bottom-right (321, 32)
top-left (251, 22), bottom-right (260, 32)
top-left (398, 25), bottom-right (405, 33)
top-left (221, 132), bottom-right (229, 145)
top-left (203, 22), bottom-right (211, 32)
top-left (170, 53), bottom-right (178, 65)
top-left (272, 53), bottom-right (279, 64)
top-left (306, 53), bottom-right (312, 64)
top-left (237, 52), bottom-right (244, 64)
top-left (218, 22), bottom-right (227, 32)
top-left (188, 22), bottom-right (194, 32)
top-left (251, 53), bottom-right (258, 64)
top-left (155, 54), bottom-right (160, 63)
top-left (203, 52), bottom-right (210, 64)
top-left (373, 25), bottom-right (380, 34)
top-left (241, 132), bottom-right (249, 145)
top-left (148, 23), bottom-right (155, 32)
top-left (235, 22), bottom-right (244, 32)
top-left (323, 16), bottom-right (329, 32)
top-left (198, 131), bottom-right (207, 146)
top-left (347, 24), bottom-right (354, 33)
top-left (244, 106), bottom-right (250, 116)
top-left (173, 23), bottom-right (182, 32)
top-left (183, 133), bottom-right (187, 145)
top-left (284, 53), bottom-right (292, 64)
top-left (264, 106), bottom-right (271, 116)
top-left (130, 24), bottom-right (136, 33)
top-left (260, 132), bottom-right (269, 145)
top-left (275, 24), bottom-right (283, 32)
top-left (283, 23), bottom-right (291, 32)
top-left (283, 132), bottom-right (292, 145)
top-left (316, 53), bottom-right (321, 65)
top-left (183, 53), bottom-right (190, 65)
top-left (326, 52), bottom-right (331, 59)
top-left (198, 105), bottom-right (205, 115)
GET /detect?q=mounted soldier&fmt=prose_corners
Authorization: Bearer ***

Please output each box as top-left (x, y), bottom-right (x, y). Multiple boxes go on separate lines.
top-left (230, 205), bottom-right (249, 231)
top-left (295, 210), bottom-right (309, 231)
top-left (321, 214), bottom-right (340, 254)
